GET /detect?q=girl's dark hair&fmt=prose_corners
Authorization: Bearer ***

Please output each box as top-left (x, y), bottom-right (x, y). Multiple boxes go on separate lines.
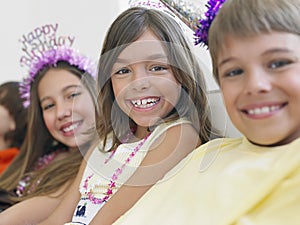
top-left (0, 81), bottom-right (28, 148)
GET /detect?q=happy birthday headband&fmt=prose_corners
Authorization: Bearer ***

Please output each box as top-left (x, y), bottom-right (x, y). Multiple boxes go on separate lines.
top-left (18, 23), bottom-right (96, 107)
top-left (194, 0), bottom-right (226, 47)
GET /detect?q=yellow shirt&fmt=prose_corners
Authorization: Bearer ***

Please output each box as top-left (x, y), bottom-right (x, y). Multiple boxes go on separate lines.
top-left (114, 137), bottom-right (300, 225)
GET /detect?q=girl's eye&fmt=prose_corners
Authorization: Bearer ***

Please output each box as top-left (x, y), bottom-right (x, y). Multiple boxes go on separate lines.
top-left (223, 68), bottom-right (243, 78)
top-left (269, 60), bottom-right (292, 69)
top-left (68, 92), bottom-right (81, 99)
top-left (115, 68), bottom-right (130, 75)
top-left (42, 103), bottom-right (54, 111)
top-left (150, 65), bottom-right (169, 72)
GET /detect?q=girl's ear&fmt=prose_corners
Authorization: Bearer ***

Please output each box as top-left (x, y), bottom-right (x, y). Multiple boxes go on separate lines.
top-left (9, 116), bottom-right (16, 131)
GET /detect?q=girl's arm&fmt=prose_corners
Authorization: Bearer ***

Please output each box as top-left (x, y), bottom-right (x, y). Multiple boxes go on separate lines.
top-left (90, 123), bottom-right (201, 225)
top-left (0, 182), bottom-right (70, 225)
top-left (37, 152), bottom-right (89, 225)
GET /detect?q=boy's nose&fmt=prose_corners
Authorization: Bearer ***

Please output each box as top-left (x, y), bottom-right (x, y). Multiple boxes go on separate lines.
top-left (244, 71), bottom-right (272, 95)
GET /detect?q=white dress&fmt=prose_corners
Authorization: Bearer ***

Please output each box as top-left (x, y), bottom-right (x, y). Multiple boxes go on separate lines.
top-left (68, 118), bottom-right (190, 225)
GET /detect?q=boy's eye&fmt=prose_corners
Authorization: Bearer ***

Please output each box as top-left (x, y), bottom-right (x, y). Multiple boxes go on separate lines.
top-left (269, 60), bottom-right (291, 69)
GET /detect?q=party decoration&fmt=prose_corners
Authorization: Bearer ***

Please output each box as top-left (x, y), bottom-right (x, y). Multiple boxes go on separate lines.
top-left (129, 0), bottom-right (166, 9)
top-left (194, 0), bottom-right (226, 47)
top-left (160, 0), bottom-right (204, 31)
top-left (129, 0), bottom-right (205, 33)
top-left (19, 23), bottom-right (75, 68)
top-left (18, 24), bottom-right (96, 107)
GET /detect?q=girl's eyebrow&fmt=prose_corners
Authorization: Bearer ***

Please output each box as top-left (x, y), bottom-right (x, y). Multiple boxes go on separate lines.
top-left (115, 53), bottom-right (168, 64)
top-left (40, 84), bottom-right (82, 103)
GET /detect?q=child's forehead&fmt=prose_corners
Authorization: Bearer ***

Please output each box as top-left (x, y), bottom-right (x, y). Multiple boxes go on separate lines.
top-left (218, 31), bottom-right (300, 58)
top-left (116, 40), bottom-right (169, 63)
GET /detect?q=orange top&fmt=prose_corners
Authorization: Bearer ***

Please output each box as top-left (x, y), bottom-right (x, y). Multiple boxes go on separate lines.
top-left (0, 147), bottom-right (19, 174)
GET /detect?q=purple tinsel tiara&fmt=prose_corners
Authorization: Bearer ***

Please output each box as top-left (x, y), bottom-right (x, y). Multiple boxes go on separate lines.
top-left (194, 0), bottom-right (226, 47)
top-left (19, 46), bottom-right (96, 108)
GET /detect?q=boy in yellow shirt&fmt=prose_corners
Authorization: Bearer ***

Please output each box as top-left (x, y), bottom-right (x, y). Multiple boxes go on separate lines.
top-left (112, 0), bottom-right (300, 224)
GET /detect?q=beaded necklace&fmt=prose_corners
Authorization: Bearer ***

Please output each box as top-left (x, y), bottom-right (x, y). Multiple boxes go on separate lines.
top-left (83, 131), bottom-right (151, 204)
top-left (16, 149), bottom-right (63, 197)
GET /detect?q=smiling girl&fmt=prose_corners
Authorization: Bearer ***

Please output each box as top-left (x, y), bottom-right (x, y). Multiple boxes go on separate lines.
top-left (40, 6), bottom-right (214, 225)
top-left (0, 47), bottom-right (97, 224)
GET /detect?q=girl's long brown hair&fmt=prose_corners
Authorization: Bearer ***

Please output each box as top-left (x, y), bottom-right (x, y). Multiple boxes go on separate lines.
top-left (96, 7), bottom-right (216, 152)
top-left (0, 61), bottom-right (97, 201)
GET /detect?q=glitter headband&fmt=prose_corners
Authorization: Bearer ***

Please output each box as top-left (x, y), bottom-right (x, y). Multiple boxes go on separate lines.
top-left (129, 0), bottom-right (166, 9)
top-left (18, 24), bottom-right (96, 107)
top-left (194, 0), bottom-right (226, 48)
top-left (129, 0), bottom-right (203, 33)
top-left (160, 0), bottom-right (204, 31)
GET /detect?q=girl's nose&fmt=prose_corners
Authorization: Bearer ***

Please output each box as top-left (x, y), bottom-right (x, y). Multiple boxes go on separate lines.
top-left (57, 102), bottom-right (72, 120)
top-left (131, 70), bottom-right (151, 92)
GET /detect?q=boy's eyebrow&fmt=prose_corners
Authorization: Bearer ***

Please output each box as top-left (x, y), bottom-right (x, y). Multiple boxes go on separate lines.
top-left (262, 48), bottom-right (293, 55)
top-left (218, 57), bottom-right (235, 68)
top-left (40, 84), bottom-right (82, 103)
top-left (218, 48), bottom-right (294, 68)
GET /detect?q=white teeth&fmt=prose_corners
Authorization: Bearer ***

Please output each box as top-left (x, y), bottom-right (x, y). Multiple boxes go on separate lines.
top-left (63, 123), bottom-right (79, 132)
top-left (247, 105), bottom-right (280, 115)
top-left (131, 98), bottom-right (159, 108)
top-left (136, 100), bottom-right (141, 105)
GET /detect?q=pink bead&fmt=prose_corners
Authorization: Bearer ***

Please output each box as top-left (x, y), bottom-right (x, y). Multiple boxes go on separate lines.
top-left (83, 131), bottom-right (151, 204)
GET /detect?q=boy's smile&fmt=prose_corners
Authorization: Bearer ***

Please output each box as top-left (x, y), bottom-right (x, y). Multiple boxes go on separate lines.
top-left (218, 31), bottom-right (300, 146)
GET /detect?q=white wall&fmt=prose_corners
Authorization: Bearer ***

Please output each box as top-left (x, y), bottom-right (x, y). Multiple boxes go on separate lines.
top-left (0, 0), bottom-right (240, 137)
top-left (0, 0), bottom-right (218, 90)
top-left (0, 0), bottom-right (125, 84)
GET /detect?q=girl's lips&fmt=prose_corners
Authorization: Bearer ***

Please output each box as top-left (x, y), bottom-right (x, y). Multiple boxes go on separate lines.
top-left (60, 120), bottom-right (83, 133)
top-left (130, 97), bottom-right (161, 109)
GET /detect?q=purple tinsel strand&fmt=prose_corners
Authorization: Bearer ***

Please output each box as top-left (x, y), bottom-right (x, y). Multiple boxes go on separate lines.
top-left (194, 0), bottom-right (226, 47)
top-left (19, 46), bottom-right (96, 108)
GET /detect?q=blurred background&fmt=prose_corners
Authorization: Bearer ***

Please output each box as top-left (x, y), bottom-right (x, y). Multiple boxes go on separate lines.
top-left (0, 0), bottom-right (216, 87)
top-left (0, 0), bottom-right (126, 84)
top-left (0, 0), bottom-right (240, 137)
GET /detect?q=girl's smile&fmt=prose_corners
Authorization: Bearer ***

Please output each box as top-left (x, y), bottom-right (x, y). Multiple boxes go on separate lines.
top-left (111, 29), bottom-right (181, 129)
top-left (60, 120), bottom-right (83, 136)
top-left (130, 96), bottom-right (161, 110)
top-left (38, 69), bottom-right (95, 148)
